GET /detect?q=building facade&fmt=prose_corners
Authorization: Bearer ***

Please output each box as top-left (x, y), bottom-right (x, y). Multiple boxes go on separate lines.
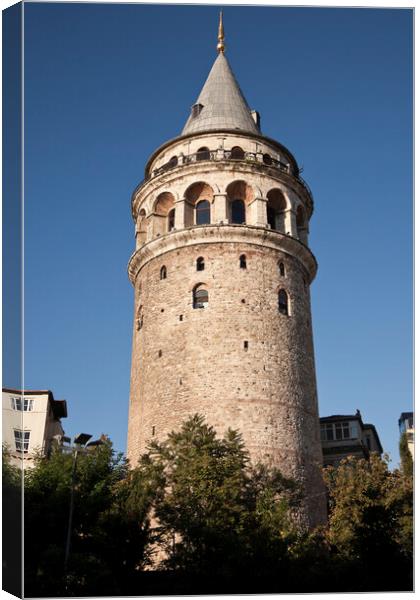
top-left (2, 388), bottom-right (67, 468)
top-left (320, 410), bottom-right (383, 467)
top-left (127, 17), bottom-right (326, 527)
top-left (399, 412), bottom-right (414, 459)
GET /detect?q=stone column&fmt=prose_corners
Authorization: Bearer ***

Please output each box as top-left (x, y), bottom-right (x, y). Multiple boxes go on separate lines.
top-left (248, 197), bottom-right (268, 227)
top-left (212, 193), bottom-right (229, 223)
top-left (284, 209), bottom-right (297, 238)
top-left (174, 198), bottom-right (186, 230)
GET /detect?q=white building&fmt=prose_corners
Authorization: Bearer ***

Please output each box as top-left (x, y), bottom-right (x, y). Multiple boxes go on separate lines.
top-left (2, 388), bottom-right (68, 468)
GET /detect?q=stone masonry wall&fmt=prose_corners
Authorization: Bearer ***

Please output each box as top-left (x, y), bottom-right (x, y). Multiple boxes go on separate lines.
top-left (127, 231), bottom-right (326, 527)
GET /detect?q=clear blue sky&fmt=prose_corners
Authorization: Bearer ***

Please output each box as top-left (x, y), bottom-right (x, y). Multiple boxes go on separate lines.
top-left (18, 4), bottom-right (412, 465)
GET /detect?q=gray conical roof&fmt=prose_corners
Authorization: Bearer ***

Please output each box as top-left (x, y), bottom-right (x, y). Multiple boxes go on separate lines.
top-left (182, 53), bottom-right (260, 135)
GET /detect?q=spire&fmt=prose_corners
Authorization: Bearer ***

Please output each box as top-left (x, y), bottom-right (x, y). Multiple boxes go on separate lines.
top-left (217, 11), bottom-right (225, 54)
top-left (182, 14), bottom-right (260, 136)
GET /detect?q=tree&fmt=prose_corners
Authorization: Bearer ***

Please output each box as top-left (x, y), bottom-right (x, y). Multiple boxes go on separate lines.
top-left (137, 414), bottom-right (300, 578)
top-left (24, 438), bottom-right (153, 596)
top-left (323, 454), bottom-right (413, 591)
top-left (399, 432), bottom-right (413, 478)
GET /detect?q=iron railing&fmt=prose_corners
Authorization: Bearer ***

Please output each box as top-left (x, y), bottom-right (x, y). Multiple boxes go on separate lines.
top-left (135, 149), bottom-right (314, 204)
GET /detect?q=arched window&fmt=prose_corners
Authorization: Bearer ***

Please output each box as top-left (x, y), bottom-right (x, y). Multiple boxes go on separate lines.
top-left (231, 199), bottom-right (245, 224)
top-left (197, 147), bottom-right (210, 161)
top-left (196, 200), bottom-right (210, 225)
top-left (193, 284), bottom-right (209, 309)
top-left (168, 156), bottom-right (178, 168)
top-left (168, 208), bottom-right (175, 231)
top-left (278, 290), bottom-right (289, 316)
top-left (240, 254), bottom-right (247, 269)
top-left (263, 153), bottom-right (272, 165)
top-left (196, 257), bottom-right (205, 271)
top-left (160, 266), bottom-right (167, 280)
top-left (279, 262), bottom-right (285, 277)
top-left (231, 146), bottom-right (245, 160)
top-left (267, 189), bottom-right (287, 232)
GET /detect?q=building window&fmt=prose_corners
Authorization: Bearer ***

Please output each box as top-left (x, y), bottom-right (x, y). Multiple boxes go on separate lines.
top-left (278, 289), bottom-right (289, 316)
top-left (240, 254), bottom-right (247, 269)
top-left (320, 421), bottom-right (358, 441)
top-left (168, 156), bottom-right (178, 168)
top-left (263, 153), bottom-right (272, 165)
top-left (196, 257), bottom-right (205, 271)
top-left (160, 266), bottom-right (167, 280)
top-left (168, 209), bottom-right (175, 231)
top-left (191, 103), bottom-right (203, 118)
top-left (279, 262), bottom-right (285, 277)
top-left (196, 147), bottom-right (210, 161)
top-left (196, 200), bottom-right (211, 225)
top-left (231, 199), bottom-right (245, 224)
top-left (231, 146), bottom-right (245, 160)
top-left (193, 285), bottom-right (209, 309)
top-left (14, 430), bottom-right (30, 453)
top-left (11, 397), bottom-right (33, 411)
top-left (136, 306), bottom-right (143, 330)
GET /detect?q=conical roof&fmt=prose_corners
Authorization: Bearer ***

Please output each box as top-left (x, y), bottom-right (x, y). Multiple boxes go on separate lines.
top-left (182, 52), bottom-right (260, 136)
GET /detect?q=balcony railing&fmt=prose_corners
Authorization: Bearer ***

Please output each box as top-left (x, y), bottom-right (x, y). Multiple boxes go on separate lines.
top-left (151, 149), bottom-right (291, 178)
top-left (136, 149), bottom-right (314, 204)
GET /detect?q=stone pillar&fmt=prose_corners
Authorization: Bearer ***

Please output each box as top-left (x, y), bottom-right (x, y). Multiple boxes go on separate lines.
top-left (174, 198), bottom-right (186, 230)
top-left (212, 193), bottom-right (228, 223)
top-left (248, 197), bottom-right (268, 227)
top-left (284, 209), bottom-right (297, 238)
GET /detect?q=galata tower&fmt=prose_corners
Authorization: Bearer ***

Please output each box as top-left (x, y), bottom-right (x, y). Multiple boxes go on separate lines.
top-left (127, 14), bottom-right (326, 527)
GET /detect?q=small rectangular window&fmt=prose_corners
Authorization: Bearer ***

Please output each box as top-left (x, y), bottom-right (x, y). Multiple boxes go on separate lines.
top-left (244, 341), bottom-right (249, 350)
top-left (11, 397), bottom-right (33, 411)
top-left (14, 430), bottom-right (30, 452)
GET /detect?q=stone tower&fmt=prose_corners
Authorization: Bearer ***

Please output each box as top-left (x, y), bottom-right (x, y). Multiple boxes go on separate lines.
top-left (127, 15), bottom-right (326, 527)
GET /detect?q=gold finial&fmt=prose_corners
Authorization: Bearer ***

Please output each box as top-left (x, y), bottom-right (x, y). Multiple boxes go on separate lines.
top-left (217, 11), bottom-right (225, 54)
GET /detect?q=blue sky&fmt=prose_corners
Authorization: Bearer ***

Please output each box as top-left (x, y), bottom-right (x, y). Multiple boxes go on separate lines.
top-left (18, 3), bottom-right (412, 464)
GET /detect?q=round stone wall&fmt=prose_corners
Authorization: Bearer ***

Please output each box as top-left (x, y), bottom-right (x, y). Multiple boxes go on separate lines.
top-left (127, 227), bottom-right (326, 527)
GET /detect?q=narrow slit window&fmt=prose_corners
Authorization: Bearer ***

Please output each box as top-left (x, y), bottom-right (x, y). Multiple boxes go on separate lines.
top-left (196, 257), bottom-right (205, 271)
top-left (278, 289), bottom-right (289, 316)
top-left (160, 266), bottom-right (167, 280)
top-left (240, 254), bottom-right (247, 269)
top-left (279, 262), bottom-right (285, 277)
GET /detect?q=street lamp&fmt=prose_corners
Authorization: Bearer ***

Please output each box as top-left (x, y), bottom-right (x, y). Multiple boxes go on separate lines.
top-left (63, 433), bottom-right (93, 580)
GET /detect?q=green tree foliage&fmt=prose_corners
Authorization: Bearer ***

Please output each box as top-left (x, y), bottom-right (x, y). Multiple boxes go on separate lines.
top-left (399, 432), bottom-right (413, 477)
top-left (24, 438), bottom-right (153, 596)
top-left (323, 454), bottom-right (413, 591)
top-left (136, 414), bottom-right (300, 577)
top-left (2, 446), bottom-right (23, 596)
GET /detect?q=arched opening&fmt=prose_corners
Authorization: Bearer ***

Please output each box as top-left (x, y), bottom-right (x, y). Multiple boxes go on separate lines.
top-left (168, 156), bottom-right (178, 168)
top-left (267, 189), bottom-right (287, 232)
top-left (185, 182), bottom-right (214, 227)
top-left (231, 199), bottom-right (245, 224)
top-left (160, 266), bottom-right (167, 280)
top-left (193, 284), bottom-right (209, 309)
top-left (196, 200), bottom-right (211, 225)
top-left (296, 205), bottom-right (308, 244)
top-left (263, 153), bottom-right (272, 165)
top-left (154, 191), bottom-right (176, 236)
top-left (240, 254), bottom-right (247, 269)
top-left (279, 261), bottom-right (285, 277)
top-left (196, 147), bottom-right (210, 161)
top-left (196, 257), bottom-right (205, 271)
top-left (226, 180), bottom-right (253, 225)
top-left (231, 146), bottom-right (245, 160)
top-left (278, 289), bottom-right (289, 316)
top-left (168, 208), bottom-right (175, 231)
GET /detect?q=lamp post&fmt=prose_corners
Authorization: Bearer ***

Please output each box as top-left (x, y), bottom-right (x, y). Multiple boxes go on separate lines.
top-left (63, 433), bottom-right (92, 582)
